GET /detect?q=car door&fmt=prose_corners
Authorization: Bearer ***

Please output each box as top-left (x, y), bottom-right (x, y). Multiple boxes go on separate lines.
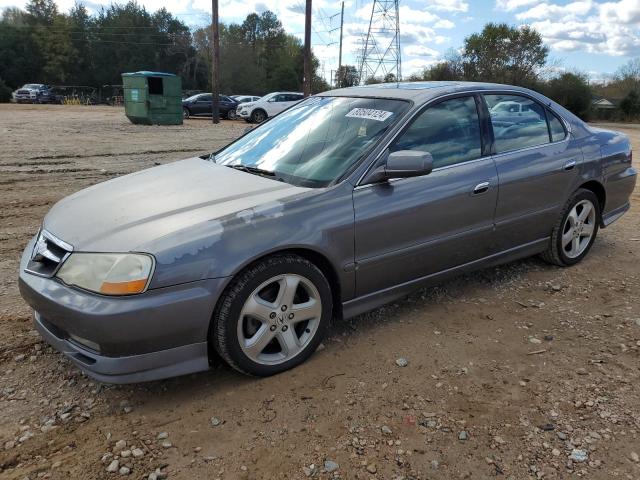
top-left (266, 94), bottom-right (290, 116)
top-left (353, 94), bottom-right (499, 297)
top-left (484, 93), bottom-right (582, 251)
top-left (193, 94), bottom-right (212, 115)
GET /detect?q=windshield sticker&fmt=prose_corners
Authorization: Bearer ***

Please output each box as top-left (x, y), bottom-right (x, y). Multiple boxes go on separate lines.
top-left (345, 108), bottom-right (393, 122)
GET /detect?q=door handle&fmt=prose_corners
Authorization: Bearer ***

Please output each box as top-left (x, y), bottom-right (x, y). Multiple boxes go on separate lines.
top-left (563, 160), bottom-right (576, 171)
top-left (473, 181), bottom-right (490, 194)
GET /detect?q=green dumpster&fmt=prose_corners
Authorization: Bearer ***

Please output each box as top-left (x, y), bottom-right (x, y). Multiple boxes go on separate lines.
top-left (122, 71), bottom-right (183, 125)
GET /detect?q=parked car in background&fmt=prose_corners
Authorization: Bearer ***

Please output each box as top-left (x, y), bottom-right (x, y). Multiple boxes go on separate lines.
top-left (232, 95), bottom-right (261, 104)
top-left (13, 84), bottom-right (59, 103)
top-left (18, 82), bottom-right (636, 383)
top-left (182, 94), bottom-right (239, 119)
top-left (236, 92), bottom-right (304, 123)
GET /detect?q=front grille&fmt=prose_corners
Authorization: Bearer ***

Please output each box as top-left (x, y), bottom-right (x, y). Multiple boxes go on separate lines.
top-left (25, 230), bottom-right (73, 277)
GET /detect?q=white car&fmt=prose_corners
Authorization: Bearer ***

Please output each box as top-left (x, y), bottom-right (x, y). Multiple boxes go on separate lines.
top-left (232, 95), bottom-right (261, 104)
top-left (236, 92), bottom-right (304, 123)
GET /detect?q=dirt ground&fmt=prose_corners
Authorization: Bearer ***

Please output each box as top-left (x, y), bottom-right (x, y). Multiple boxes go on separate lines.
top-left (0, 104), bottom-right (638, 480)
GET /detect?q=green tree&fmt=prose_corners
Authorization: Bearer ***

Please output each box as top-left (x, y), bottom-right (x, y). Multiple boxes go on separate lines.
top-left (0, 77), bottom-right (12, 102)
top-left (544, 72), bottom-right (592, 119)
top-left (334, 65), bottom-right (359, 88)
top-left (462, 23), bottom-right (548, 86)
top-left (620, 90), bottom-right (640, 118)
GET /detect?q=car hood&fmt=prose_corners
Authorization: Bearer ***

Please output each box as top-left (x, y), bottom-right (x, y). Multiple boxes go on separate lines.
top-left (238, 102), bottom-right (255, 109)
top-left (43, 158), bottom-right (310, 252)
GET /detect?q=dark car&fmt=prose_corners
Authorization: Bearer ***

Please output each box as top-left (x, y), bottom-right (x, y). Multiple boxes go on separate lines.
top-left (18, 81), bottom-right (636, 383)
top-left (182, 94), bottom-right (239, 120)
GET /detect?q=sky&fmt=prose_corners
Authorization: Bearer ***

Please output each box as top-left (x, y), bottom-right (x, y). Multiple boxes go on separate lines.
top-left (2, 0), bottom-right (639, 84)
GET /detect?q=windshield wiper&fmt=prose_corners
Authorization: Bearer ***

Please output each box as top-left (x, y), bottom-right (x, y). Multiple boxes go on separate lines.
top-left (226, 164), bottom-right (276, 177)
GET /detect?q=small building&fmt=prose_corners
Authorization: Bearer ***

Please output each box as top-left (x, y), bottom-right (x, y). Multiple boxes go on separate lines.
top-left (122, 71), bottom-right (183, 125)
top-left (592, 98), bottom-right (616, 110)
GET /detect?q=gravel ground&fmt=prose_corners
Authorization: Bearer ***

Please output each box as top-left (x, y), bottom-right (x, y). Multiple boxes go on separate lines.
top-left (0, 104), bottom-right (639, 480)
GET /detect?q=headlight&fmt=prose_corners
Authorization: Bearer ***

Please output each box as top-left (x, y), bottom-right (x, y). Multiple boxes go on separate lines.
top-left (56, 253), bottom-right (154, 295)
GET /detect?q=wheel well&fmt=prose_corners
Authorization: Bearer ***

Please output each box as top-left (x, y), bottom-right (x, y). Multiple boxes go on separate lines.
top-left (208, 248), bottom-right (343, 363)
top-left (579, 180), bottom-right (606, 214)
top-left (285, 248), bottom-right (342, 319)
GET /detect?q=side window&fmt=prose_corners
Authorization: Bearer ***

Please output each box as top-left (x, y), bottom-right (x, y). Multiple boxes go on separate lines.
top-left (201, 94), bottom-right (212, 102)
top-left (391, 96), bottom-right (482, 169)
top-left (485, 94), bottom-right (549, 154)
top-left (547, 109), bottom-right (567, 142)
top-left (275, 94), bottom-right (287, 102)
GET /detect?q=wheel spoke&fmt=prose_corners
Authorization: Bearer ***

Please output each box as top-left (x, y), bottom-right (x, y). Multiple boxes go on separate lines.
top-left (578, 203), bottom-right (592, 222)
top-left (581, 222), bottom-right (594, 237)
top-left (241, 295), bottom-right (274, 323)
top-left (571, 237), bottom-right (580, 255)
top-left (562, 228), bottom-right (574, 248)
top-left (276, 275), bottom-right (300, 308)
top-left (243, 324), bottom-right (275, 358)
top-left (567, 207), bottom-right (578, 227)
top-left (291, 298), bottom-right (321, 322)
top-left (277, 328), bottom-right (301, 356)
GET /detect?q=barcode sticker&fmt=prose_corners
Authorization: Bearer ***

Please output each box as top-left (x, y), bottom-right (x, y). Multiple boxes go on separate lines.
top-left (345, 108), bottom-right (393, 122)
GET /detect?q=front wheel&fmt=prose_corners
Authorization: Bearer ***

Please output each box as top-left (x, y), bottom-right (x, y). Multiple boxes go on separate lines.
top-left (227, 109), bottom-right (237, 120)
top-left (212, 254), bottom-right (332, 376)
top-left (183, 107), bottom-right (191, 119)
top-left (251, 109), bottom-right (267, 123)
top-left (541, 188), bottom-right (600, 266)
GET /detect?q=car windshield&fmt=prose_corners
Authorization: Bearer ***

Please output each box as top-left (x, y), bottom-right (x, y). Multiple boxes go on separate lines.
top-left (24, 84), bottom-right (41, 89)
top-left (213, 96), bottom-right (410, 187)
top-left (185, 94), bottom-right (203, 101)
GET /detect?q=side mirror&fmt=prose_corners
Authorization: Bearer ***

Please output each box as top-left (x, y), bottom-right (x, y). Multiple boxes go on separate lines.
top-left (364, 150), bottom-right (433, 184)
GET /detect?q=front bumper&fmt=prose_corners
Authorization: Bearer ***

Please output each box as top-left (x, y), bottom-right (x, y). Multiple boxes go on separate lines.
top-left (18, 237), bottom-right (229, 383)
top-left (237, 109), bottom-right (251, 118)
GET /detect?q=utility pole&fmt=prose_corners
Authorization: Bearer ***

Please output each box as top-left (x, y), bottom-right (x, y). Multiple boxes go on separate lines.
top-left (211, 0), bottom-right (220, 124)
top-left (303, 0), bottom-right (312, 97)
top-left (337, 1), bottom-right (344, 88)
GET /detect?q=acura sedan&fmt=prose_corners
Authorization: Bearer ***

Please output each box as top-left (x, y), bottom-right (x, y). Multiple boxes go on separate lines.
top-left (19, 82), bottom-right (636, 383)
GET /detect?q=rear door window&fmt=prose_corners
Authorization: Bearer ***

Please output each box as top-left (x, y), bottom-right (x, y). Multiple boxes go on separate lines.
top-left (485, 94), bottom-right (550, 154)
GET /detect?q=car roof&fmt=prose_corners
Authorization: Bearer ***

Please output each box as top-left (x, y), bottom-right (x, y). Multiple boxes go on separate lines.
top-left (318, 81), bottom-right (532, 103)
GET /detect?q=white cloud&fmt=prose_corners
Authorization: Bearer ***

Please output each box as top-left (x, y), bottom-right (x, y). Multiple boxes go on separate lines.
top-left (434, 18), bottom-right (456, 28)
top-left (428, 0), bottom-right (469, 12)
top-left (404, 45), bottom-right (440, 57)
top-left (599, 0), bottom-right (640, 24)
top-left (495, 0), bottom-right (538, 11)
top-left (516, 1), bottom-right (594, 20)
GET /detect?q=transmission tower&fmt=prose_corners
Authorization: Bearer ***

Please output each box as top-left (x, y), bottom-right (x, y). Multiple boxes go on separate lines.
top-left (358, 0), bottom-right (401, 84)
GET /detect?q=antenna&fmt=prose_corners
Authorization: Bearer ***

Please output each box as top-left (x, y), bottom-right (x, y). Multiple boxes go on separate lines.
top-left (358, 0), bottom-right (401, 84)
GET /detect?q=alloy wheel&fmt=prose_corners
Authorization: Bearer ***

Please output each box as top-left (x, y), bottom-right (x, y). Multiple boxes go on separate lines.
top-left (237, 274), bottom-right (322, 365)
top-left (562, 199), bottom-right (596, 258)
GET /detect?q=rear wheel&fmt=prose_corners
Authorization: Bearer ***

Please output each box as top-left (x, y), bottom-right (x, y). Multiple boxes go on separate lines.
top-left (541, 188), bottom-right (600, 266)
top-left (212, 254), bottom-right (332, 376)
top-left (251, 109), bottom-right (267, 123)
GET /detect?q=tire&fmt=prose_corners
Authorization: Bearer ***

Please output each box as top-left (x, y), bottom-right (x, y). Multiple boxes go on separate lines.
top-left (251, 109), bottom-right (267, 123)
top-left (541, 188), bottom-right (600, 267)
top-left (227, 109), bottom-right (237, 120)
top-left (183, 107), bottom-right (191, 119)
top-left (212, 254), bottom-right (332, 376)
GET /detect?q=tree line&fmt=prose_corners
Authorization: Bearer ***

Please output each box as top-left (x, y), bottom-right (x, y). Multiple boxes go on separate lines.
top-left (1, 4), bottom-right (639, 120)
top-left (0, 0), bottom-right (328, 101)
